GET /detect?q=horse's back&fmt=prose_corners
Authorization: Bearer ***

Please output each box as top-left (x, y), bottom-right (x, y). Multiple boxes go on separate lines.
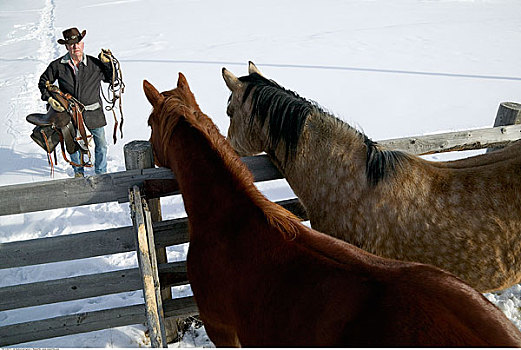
top-left (377, 264), bottom-right (521, 346)
top-left (294, 227), bottom-right (521, 346)
top-left (428, 139), bottom-right (521, 169)
top-left (235, 242), bottom-right (378, 347)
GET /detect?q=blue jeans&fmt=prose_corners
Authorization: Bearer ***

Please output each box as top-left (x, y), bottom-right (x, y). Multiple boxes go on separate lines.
top-left (71, 127), bottom-right (107, 175)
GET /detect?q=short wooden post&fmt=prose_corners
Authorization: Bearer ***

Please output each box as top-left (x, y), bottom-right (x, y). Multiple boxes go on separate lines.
top-left (130, 186), bottom-right (167, 348)
top-left (124, 141), bottom-right (180, 343)
top-left (487, 102), bottom-right (521, 152)
top-left (124, 141), bottom-right (163, 221)
top-left (124, 141), bottom-right (168, 292)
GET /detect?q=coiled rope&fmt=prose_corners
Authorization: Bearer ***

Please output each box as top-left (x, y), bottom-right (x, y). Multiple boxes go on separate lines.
top-left (100, 48), bottom-right (125, 144)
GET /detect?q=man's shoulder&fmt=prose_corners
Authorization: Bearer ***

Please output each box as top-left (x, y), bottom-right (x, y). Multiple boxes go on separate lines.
top-left (48, 55), bottom-right (66, 66)
top-left (86, 54), bottom-right (103, 65)
top-left (86, 55), bottom-right (109, 72)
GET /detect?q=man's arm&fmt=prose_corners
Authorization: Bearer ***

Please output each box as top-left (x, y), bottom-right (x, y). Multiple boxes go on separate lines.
top-left (38, 63), bottom-right (56, 101)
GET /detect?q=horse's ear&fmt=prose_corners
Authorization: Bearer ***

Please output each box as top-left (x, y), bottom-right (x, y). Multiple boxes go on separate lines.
top-left (248, 61), bottom-right (264, 77)
top-left (177, 72), bottom-right (190, 91)
top-left (143, 80), bottom-right (164, 107)
top-left (222, 67), bottom-right (241, 91)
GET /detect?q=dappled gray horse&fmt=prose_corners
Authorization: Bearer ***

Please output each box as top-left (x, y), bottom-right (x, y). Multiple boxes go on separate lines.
top-left (223, 62), bottom-right (521, 292)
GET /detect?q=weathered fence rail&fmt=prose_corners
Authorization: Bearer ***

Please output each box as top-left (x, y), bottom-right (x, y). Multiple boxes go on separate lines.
top-left (0, 155), bottom-right (283, 217)
top-left (2, 121), bottom-right (521, 217)
top-left (381, 122), bottom-right (521, 154)
top-left (1, 102), bottom-right (520, 347)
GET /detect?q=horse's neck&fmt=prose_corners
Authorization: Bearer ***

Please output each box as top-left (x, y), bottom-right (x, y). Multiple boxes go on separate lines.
top-left (166, 120), bottom-right (253, 234)
top-left (273, 111), bottom-right (367, 176)
top-left (270, 112), bottom-right (368, 216)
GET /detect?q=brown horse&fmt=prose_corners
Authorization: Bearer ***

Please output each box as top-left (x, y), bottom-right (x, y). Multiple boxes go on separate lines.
top-left (144, 73), bottom-right (521, 347)
top-left (222, 62), bottom-right (521, 293)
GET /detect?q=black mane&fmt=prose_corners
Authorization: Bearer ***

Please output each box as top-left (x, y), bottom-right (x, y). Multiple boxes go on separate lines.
top-left (238, 73), bottom-right (408, 186)
top-left (239, 73), bottom-right (314, 162)
top-left (363, 136), bottom-right (409, 186)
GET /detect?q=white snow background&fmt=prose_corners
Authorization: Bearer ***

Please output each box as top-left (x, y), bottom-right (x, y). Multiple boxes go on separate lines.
top-left (1, 0), bottom-right (521, 347)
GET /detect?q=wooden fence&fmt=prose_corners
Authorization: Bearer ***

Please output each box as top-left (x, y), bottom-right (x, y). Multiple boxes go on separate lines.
top-left (0, 150), bottom-right (305, 347)
top-left (0, 102), bottom-right (519, 347)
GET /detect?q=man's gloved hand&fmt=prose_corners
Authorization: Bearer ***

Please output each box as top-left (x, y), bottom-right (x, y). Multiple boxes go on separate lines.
top-left (48, 96), bottom-right (65, 112)
top-left (98, 49), bottom-right (111, 63)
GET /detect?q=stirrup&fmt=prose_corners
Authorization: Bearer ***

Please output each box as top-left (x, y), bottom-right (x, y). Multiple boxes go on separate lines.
top-left (75, 130), bottom-right (91, 151)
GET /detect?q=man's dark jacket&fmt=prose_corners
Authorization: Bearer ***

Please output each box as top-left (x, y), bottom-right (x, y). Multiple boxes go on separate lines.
top-left (38, 54), bottom-right (114, 129)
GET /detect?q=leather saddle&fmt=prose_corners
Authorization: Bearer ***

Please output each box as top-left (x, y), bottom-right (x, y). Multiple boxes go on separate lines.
top-left (27, 108), bottom-right (78, 154)
top-left (27, 108), bottom-right (70, 128)
top-left (29, 82), bottom-right (93, 171)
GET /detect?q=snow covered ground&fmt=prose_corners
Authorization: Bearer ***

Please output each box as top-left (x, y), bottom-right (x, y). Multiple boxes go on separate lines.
top-left (1, 0), bottom-right (521, 347)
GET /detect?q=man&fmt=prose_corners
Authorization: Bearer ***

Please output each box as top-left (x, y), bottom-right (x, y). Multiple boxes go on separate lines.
top-left (38, 27), bottom-right (115, 177)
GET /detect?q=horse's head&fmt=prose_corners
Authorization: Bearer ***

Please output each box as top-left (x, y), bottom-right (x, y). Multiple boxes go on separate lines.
top-left (222, 62), bottom-right (269, 157)
top-left (223, 62), bottom-right (313, 163)
top-left (144, 72), bottom-right (199, 167)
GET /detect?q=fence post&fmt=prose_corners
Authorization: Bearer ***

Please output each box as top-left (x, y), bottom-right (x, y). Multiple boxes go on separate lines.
top-left (486, 102), bottom-right (521, 152)
top-left (124, 141), bottom-right (180, 343)
top-left (130, 186), bottom-right (167, 348)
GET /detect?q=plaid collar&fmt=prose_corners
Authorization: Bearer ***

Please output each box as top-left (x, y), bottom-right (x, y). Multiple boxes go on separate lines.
top-left (60, 52), bottom-right (87, 66)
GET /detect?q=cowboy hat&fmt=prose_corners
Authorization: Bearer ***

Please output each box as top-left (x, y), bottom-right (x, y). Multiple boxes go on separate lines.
top-left (57, 27), bottom-right (86, 45)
